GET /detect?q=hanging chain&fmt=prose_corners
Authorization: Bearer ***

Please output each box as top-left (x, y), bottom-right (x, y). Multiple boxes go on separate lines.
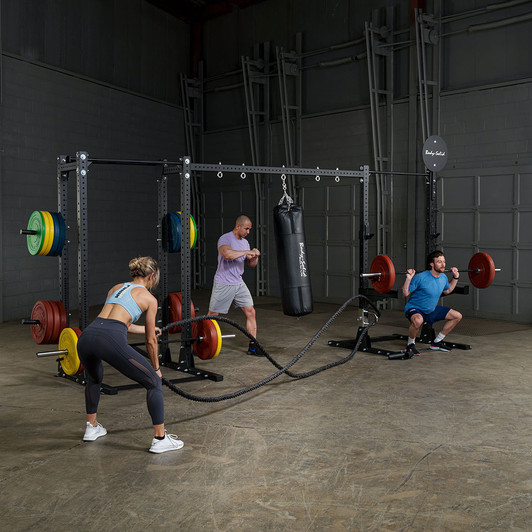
top-left (278, 173), bottom-right (294, 206)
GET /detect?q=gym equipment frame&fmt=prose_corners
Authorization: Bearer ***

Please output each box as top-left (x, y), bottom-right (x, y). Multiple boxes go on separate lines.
top-left (51, 153), bottom-right (369, 389)
top-left (328, 167), bottom-right (474, 359)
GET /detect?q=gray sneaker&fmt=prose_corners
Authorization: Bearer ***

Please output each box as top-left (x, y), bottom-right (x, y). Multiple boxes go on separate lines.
top-left (149, 432), bottom-right (184, 453)
top-left (83, 422), bottom-right (107, 442)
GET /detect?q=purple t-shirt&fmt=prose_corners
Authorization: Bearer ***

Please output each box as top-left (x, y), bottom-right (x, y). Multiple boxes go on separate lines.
top-left (214, 231), bottom-right (250, 285)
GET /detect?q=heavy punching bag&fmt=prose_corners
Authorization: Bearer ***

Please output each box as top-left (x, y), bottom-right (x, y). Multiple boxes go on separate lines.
top-left (273, 203), bottom-right (313, 316)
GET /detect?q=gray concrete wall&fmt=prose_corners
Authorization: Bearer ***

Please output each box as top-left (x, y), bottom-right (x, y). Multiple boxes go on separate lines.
top-left (0, 0), bottom-right (190, 322)
top-left (0, 55), bottom-right (186, 322)
top-left (196, 1), bottom-right (532, 322)
top-left (2, 0), bottom-right (189, 104)
top-left (2, 0), bottom-right (532, 323)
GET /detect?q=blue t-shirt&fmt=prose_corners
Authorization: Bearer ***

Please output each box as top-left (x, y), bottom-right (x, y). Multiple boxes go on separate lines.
top-left (404, 270), bottom-right (449, 314)
top-left (213, 231), bottom-right (250, 286)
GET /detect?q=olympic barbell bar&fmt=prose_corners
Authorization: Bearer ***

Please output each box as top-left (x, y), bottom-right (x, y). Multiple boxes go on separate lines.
top-left (362, 252), bottom-right (501, 294)
top-left (128, 332), bottom-right (236, 348)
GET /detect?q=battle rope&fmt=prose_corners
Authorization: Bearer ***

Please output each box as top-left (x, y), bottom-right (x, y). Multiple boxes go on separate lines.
top-left (158, 295), bottom-right (380, 403)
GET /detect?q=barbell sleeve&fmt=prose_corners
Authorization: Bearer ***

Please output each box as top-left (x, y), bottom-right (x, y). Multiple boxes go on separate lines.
top-left (22, 319), bottom-right (41, 325)
top-left (20, 229), bottom-right (38, 235)
top-left (36, 349), bottom-right (68, 358)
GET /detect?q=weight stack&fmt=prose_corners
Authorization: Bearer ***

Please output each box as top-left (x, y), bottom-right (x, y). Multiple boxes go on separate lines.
top-left (273, 204), bottom-right (313, 317)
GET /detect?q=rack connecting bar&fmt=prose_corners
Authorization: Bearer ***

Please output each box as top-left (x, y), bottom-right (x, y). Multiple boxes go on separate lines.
top-left (190, 162), bottom-right (366, 178)
top-left (59, 155), bottom-right (370, 179)
top-left (89, 158), bottom-right (182, 166)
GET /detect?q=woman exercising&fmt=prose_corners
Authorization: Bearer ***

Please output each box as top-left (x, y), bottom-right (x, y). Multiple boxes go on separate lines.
top-left (77, 256), bottom-right (183, 453)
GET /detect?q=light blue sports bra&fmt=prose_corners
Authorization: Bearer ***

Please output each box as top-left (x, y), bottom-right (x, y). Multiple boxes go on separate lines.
top-left (105, 282), bottom-right (146, 323)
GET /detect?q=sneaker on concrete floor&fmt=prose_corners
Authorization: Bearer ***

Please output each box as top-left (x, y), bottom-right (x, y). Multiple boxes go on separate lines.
top-left (83, 422), bottom-right (107, 442)
top-left (405, 343), bottom-right (420, 357)
top-left (247, 341), bottom-right (264, 357)
top-left (430, 340), bottom-right (452, 352)
top-left (149, 432), bottom-right (184, 454)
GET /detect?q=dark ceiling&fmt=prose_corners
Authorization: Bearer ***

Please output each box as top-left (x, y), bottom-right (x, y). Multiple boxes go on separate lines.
top-left (146, 0), bottom-right (268, 23)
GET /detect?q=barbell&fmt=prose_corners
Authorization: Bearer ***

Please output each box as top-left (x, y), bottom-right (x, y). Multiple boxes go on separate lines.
top-left (129, 319), bottom-right (232, 360)
top-left (23, 290), bottom-right (193, 345)
top-left (21, 210), bottom-right (66, 256)
top-left (23, 291), bottom-right (201, 346)
top-left (362, 252), bottom-right (501, 294)
top-left (36, 319), bottom-right (230, 375)
top-left (36, 327), bottom-right (84, 376)
top-left (164, 292), bottom-right (232, 359)
top-left (22, 300), bottom-right (67, 344)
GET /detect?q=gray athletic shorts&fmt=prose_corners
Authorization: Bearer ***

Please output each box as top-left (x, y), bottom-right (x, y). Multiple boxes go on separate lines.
top-left (209, 282), bottom-right (254, 313)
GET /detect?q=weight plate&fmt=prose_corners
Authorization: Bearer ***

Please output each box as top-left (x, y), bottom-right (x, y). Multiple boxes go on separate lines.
top-left (422, 135), bottom-right (448, 172)
top-left (30, 299), bottom-right (66, 344)
top-left (72, 327), bottom-right (85, 374)
top-left (369, 254), bottom-right (395, 294)
top-left (30, 300), bottom-right (52, 344)
top-left (48, 213), bottom-right (65, 256)
top-left (194, 319), bottom-right (221, 360)
top-left (50, 300), bottom-right (67, 342)
top-left (43, 210), bottom-right (56, 256)
top-left (191, 214), bottom-right (197, 248)
top-left (39, 210), bottom-right (54, 256)
top-left (47, 300), bottom-right (61, 344)
top-left (170, 212), bottom-right (182, 252)
top-left (190, 217), bottom-right (196, 249)
top-left (48, 212), bottom-right (60, 256)
top-left (210, 319), bottom-right (222, 359)
top-left (26, 211), bottom-right (46, 256)
top-left (177, 212), bottom-right (195, 249)
top-left (163, 213), bottom-right (179, 253)
top-left (468, 252), bottom-right (495, 289)
top-left (56, 212), bottom-right (66, 255)
top-left (167, 292), bottom-right (181, 333)
top-left (168, 292), bottom-right (195, 333)
top-left (58, 327), bottom-right (82, 375)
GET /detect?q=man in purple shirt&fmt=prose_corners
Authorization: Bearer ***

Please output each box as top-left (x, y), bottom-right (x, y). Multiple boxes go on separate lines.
top-left (208, 215), bottom-right (262, 356)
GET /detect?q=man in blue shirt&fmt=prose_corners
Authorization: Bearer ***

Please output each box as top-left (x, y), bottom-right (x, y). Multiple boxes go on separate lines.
top-left (402, 250), bottom-right (462, 356)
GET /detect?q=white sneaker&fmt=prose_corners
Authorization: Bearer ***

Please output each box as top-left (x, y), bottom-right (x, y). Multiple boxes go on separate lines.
top-left (149, 432), bottom-right (184, 453)
top-left (83, 422), bottom-right (107, 442)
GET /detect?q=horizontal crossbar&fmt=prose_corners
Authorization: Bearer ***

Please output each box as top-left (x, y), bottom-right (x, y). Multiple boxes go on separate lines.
top-left (189, 162), bottom-right (366, 178)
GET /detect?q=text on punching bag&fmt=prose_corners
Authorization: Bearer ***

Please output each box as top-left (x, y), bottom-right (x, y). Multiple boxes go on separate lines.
top-left (299, 243), bottom-right (307, 277)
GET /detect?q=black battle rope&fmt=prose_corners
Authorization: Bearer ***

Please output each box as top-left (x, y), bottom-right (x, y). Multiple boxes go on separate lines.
top-left (159, 295), bottom-right (380, 402)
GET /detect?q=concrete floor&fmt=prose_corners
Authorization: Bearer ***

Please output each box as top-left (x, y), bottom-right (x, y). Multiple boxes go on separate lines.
top-left (1, 289), bottom-right (531, 531)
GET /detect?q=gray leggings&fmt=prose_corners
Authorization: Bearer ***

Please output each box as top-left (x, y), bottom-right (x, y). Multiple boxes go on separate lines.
top-left (77, 318), bottom-right (164, 425)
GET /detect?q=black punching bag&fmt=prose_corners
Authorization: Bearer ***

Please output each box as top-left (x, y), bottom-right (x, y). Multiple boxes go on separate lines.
top-left (273, 204), bottom-right (313, 316)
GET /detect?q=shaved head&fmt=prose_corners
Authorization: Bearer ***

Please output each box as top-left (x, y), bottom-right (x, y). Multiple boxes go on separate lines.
top-left (235, 215), bottom-right (251, 226)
